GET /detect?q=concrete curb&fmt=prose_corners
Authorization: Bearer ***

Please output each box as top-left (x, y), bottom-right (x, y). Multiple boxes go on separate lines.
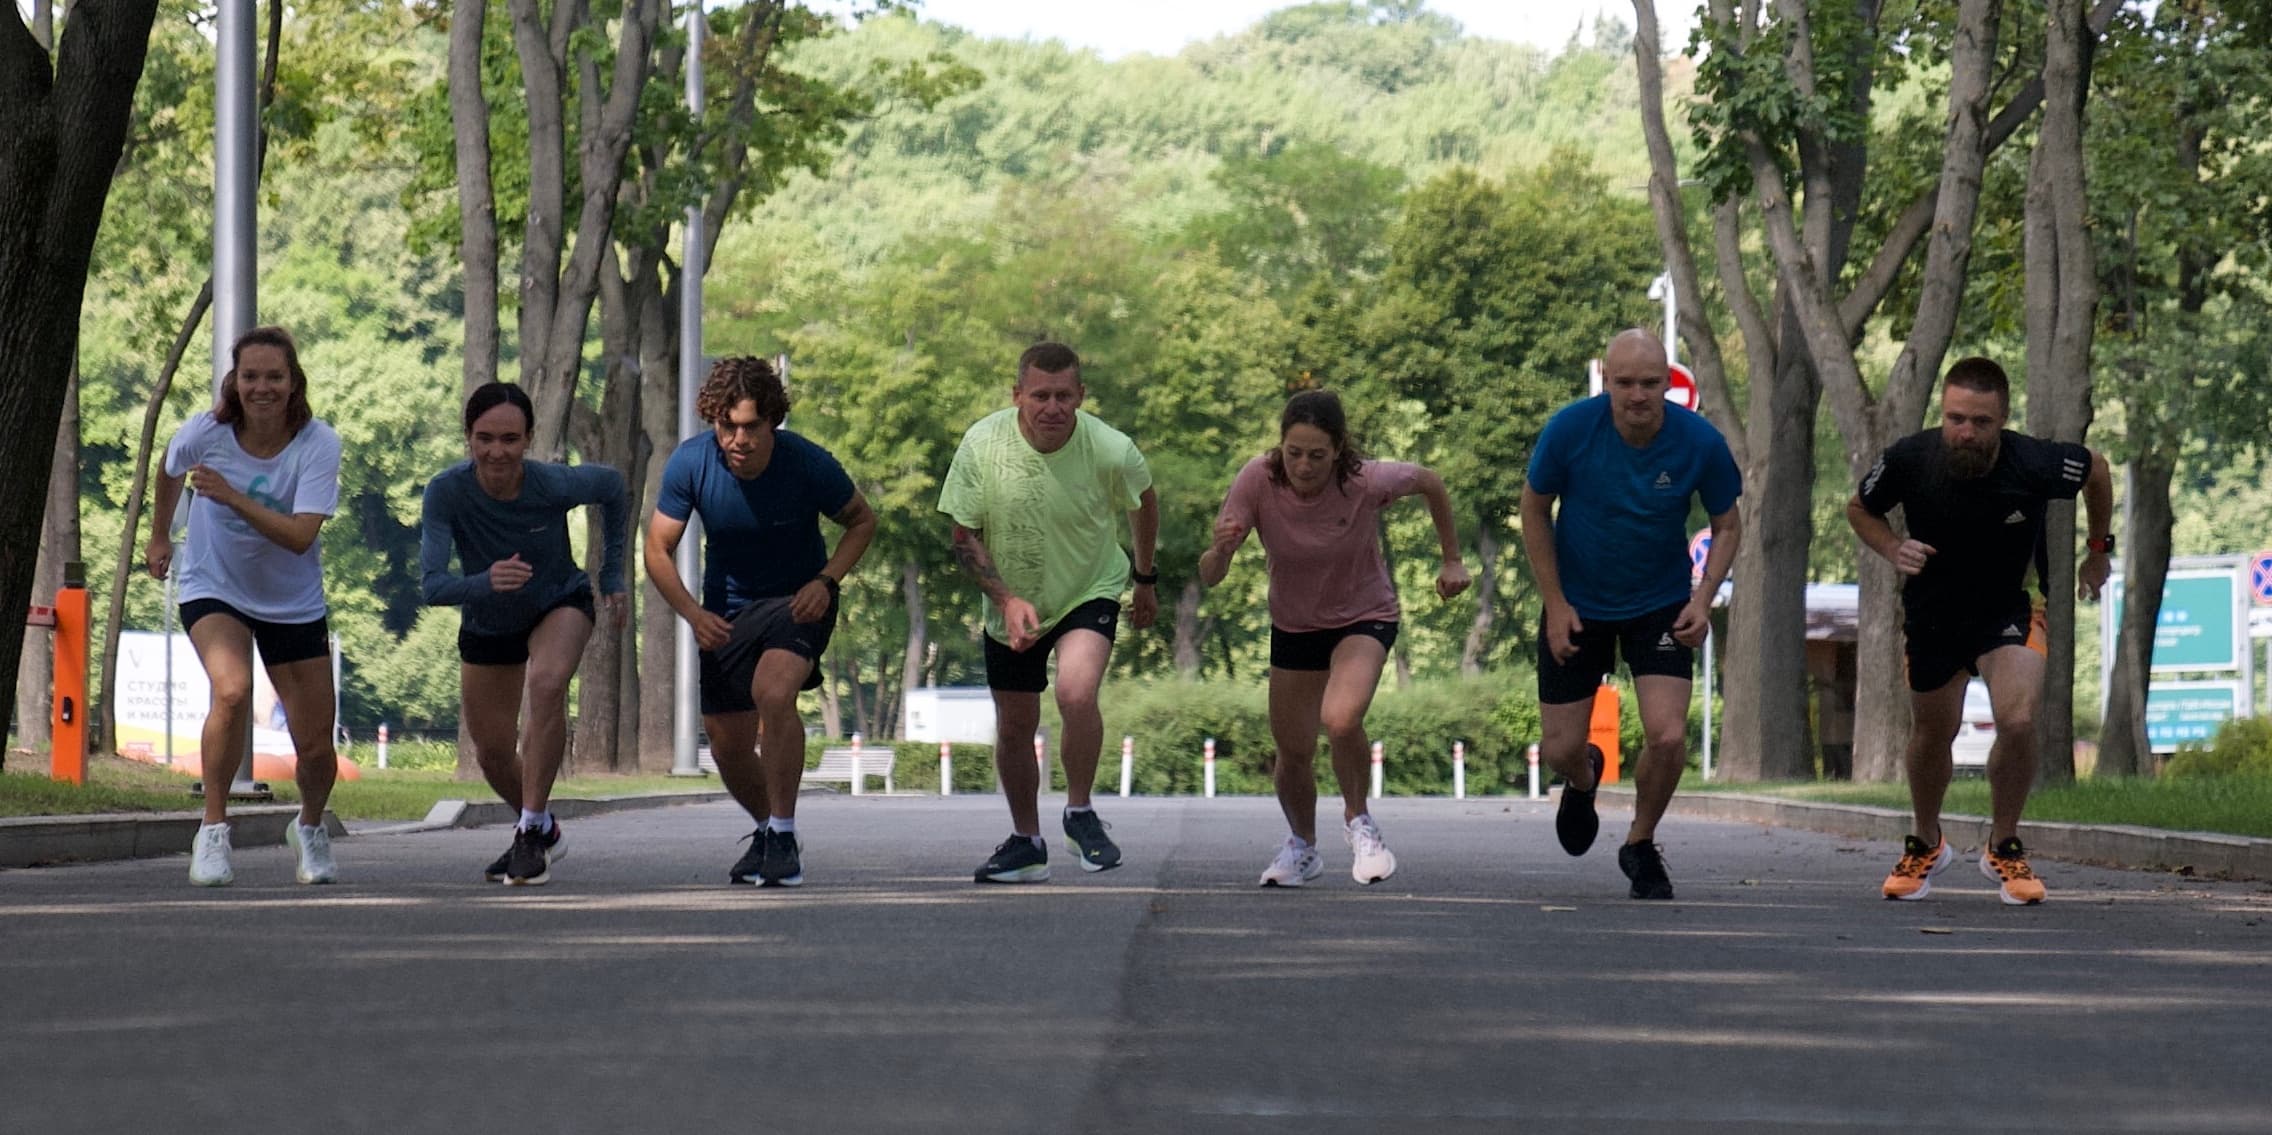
top-left (1606, 786), bottom-right (2272, 881)
top-left (0, 806), bottom-right (347, 870)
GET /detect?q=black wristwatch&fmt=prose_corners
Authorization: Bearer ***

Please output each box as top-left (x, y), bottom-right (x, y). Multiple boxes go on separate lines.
top-left (816, 574), bottom-right (841, 594)
top-left (1131, 567), bottom-right (1159, 586)
top-left (2086, 534), bottom-right (2115, 556)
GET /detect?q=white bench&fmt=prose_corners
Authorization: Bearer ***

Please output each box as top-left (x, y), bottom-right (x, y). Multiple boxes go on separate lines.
top-left (808, 746), bottom-right (895, 794)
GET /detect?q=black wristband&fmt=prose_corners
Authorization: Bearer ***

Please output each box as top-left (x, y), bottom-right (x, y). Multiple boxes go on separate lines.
top-left (816, 574), bottom-right (840, 594)
top-left (1131, 567), bottom-right (1158, 585)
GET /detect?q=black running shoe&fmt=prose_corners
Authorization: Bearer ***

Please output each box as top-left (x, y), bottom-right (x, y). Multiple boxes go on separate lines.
top-left (759, 828), bottom-right (804, 888)
top-left (1061, 809), bottom-right (1122, 872)
top-left (504, 825), bottom-right (552, 886)
top-left (1555, 744), bottom-right (1605, 857)
top-left (486, 819), bottom-right (563, 882)
top-left (974, 836), bottom-right (1050, 884)
top-left (729, 828), bottom-right (768, 885)
top-left (483, 843), bottom-right (512, 882)
top-left (1618, 840), bottom-right (1675, 900)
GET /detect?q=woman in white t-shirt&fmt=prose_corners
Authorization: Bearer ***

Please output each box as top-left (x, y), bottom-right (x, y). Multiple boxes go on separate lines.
top-left (146, 326), bottom-right (344, 888)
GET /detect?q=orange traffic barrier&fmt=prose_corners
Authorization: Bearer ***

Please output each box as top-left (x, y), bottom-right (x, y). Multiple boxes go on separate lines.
top-left (1589, 682), bottom-right (1621, 785)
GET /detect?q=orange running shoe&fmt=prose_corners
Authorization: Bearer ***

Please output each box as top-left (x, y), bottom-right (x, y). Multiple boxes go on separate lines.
top-left (1882, 834), bottom-right (1954, 901)
top-left (1979, 836), bottom-right (2047, 905)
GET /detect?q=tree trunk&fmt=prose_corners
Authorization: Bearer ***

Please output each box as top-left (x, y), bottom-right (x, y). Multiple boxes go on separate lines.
top-left (2022, 0), bottom-right (2101, 785)
top-left (450, 0), bottom-right (500, 395)
top-left (1851, 548), bottom-right (1913, 781)
top-left (1718, 350), bottom-right (1819, 781)
top-left (899, 560), bottom-right (926, 734)
top-left (820, 656), bottom-right (842, 739)
top-left (0, 0), bottom-right (163, 749)
top-left (99, 283), bottom-right (209, 765)
top-left (1172, 577), bottom-right (1204, 676)
top-left (15, 367), bottom-right (76, 751)
top-left (1459, 527), bottom-right (1498, 675)
top-left (567, 250), bottom-right (648, 774)
top-left (513, 0), bottom-right (661, 461)
top-left (2097, 454), bottom-right (2174, 777)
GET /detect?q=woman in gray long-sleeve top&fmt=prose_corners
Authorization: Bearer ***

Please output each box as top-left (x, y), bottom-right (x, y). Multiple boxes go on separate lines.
top-left (421, 382), bottom-right (629, 886)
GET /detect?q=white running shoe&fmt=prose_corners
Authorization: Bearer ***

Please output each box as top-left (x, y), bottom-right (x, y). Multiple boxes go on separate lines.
top-left (189, 822), bottom-right (234, 887)
top-left (287, 820), bottom-right (337, 885)
top-left (1258, 836), bottom-right (1324, 887)
top-left (1345, 814), bottom-right (1397, 885)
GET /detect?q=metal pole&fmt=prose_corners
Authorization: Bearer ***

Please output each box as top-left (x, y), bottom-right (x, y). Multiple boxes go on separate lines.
top-left (1701, 625), bottom-right (1715, 779)
top-left (215, 0), bottom-right (259, 796)
top-left (162, 572), bottom-right (176, 767)
top-left (1649, 272), bottom-right (1676, 366)
top-left (671, 6), bottom-right (708, 777)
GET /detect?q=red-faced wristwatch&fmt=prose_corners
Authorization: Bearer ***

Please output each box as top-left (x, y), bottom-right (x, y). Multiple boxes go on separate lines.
top-left (2087, 534), bottom-right (2115, 555)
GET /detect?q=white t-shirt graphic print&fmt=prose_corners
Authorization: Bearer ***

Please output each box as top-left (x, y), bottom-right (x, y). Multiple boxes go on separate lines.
top-left (163, 411), bottom-right (341, 623)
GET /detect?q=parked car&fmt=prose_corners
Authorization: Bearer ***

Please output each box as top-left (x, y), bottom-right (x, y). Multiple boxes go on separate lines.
top-left (1951, 679), bottom-right (1995, 773)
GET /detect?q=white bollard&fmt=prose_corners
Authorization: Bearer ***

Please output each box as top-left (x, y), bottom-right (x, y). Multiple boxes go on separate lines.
top-left (1120, 735), bottom-right (1134, 798)
top-left (1035, 732), bottom-right (1047, 791)
top-left (939, 739), bottom-right (952, 797)
top-left (1369, 740), bottom-right (1384, 800)
top-left (850, 732), bottom-right (864, 796)
top-left (1453, 740), bottom-right (1466, 800)
top-left (377, 722), bottom-right (389, 770)
top-left (1203, 736), bottom-right (1216, 799)
top-left (1527, 742), bottom-right (1541, 800)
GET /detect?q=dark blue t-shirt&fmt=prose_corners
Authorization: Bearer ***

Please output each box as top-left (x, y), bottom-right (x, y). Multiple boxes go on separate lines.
top-left (1526, 396), bottom-right (1742, 621)
top-left (654, 430), bottom-right (857, 615)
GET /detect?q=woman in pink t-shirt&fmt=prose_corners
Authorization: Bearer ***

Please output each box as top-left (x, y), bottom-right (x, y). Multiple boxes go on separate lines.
top-left (1198, 390), bottom-right (1469, 887)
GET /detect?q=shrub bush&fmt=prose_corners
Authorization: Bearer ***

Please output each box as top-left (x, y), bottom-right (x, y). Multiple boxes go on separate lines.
top-left (2165, 714), bottom-right (2272, 778)
top-left (812, 674), bottom-right (1709, 797)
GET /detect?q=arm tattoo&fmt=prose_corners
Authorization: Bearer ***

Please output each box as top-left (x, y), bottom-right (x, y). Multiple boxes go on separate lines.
top-left (952, 528), bottom-right (1013, 604)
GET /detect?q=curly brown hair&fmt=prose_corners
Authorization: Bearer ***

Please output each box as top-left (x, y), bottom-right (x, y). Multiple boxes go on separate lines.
top-left (697, 356), bottom-right (790, 427)
top-left (215, 325), bottom-right (314, 432)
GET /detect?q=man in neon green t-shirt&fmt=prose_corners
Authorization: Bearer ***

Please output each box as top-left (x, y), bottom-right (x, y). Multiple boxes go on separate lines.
top-left (940, 342), bottom-right (1160, 883)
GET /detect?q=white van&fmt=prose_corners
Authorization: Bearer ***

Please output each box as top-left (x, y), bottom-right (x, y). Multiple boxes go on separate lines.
top-left (1951, 679), bottom-right (1996, 773)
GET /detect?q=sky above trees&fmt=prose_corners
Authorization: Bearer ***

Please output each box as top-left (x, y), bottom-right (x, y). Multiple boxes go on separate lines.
top-left (817, 0), bottom-right (1695, 57)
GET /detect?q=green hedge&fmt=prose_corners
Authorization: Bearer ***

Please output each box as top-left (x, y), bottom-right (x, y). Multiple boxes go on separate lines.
top-left (792, 677), bottom-right (1703, 797)
top-left (2166, 715), bottom-right (2272, 777)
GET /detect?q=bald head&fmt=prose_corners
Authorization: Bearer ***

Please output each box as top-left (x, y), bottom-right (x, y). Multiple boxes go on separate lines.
top-left (1604, 328), bottom-right (1669, 378)
top-left (1601, 327), bottom-right (1672, 442)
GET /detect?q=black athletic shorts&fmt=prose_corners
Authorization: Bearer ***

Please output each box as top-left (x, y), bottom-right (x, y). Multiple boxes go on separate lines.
top-left (1270, 620), bottom-right (1399, 672)
top-left (1537, 599), bottom-right (1692, 705)
top-left (1904, 599), bottom-right (2044, 693)
top-left (699, 595), bottom-right (837, 715)
top-left (458, 587), bottom-right (596, 667)
top-left (982, 598), bottom-right (1120, 694)
top-left (179, 598), bottom-right (330, 666)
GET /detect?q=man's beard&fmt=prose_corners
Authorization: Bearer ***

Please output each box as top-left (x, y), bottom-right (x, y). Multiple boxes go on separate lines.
top-left (1947, 441), bottom-right (1996, 479)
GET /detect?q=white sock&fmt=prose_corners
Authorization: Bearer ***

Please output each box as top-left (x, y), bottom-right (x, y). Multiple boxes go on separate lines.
top-left (518, 809), bottom-right (552, 833)
top-left (1014, 832), bottom-right (1043, 847)
top-left (769, 816), bottom-right (796, 834)
top-left (1064, 804), bottom-right (1094, 817)
top-left (1287, 833), bottom-right (1311, 849)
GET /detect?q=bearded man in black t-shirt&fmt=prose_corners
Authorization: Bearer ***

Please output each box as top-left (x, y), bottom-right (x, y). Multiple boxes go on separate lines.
top-left (1848, 357), bottom-right (2112, 906)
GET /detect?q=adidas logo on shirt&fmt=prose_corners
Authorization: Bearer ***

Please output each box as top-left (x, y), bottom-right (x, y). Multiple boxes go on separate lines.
top-left (2004, 510), bottom-right (2026, 524)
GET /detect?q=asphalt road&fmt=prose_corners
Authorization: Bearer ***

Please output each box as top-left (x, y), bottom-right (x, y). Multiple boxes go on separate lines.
top-left (4, 794), bottom-right (2269, 1134)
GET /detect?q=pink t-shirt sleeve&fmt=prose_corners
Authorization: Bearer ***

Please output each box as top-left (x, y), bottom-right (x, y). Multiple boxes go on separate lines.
top-left (1364, 460), bottom-right (1426, 508)
top-left (1218, 456), bottom-right (1269, 530)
